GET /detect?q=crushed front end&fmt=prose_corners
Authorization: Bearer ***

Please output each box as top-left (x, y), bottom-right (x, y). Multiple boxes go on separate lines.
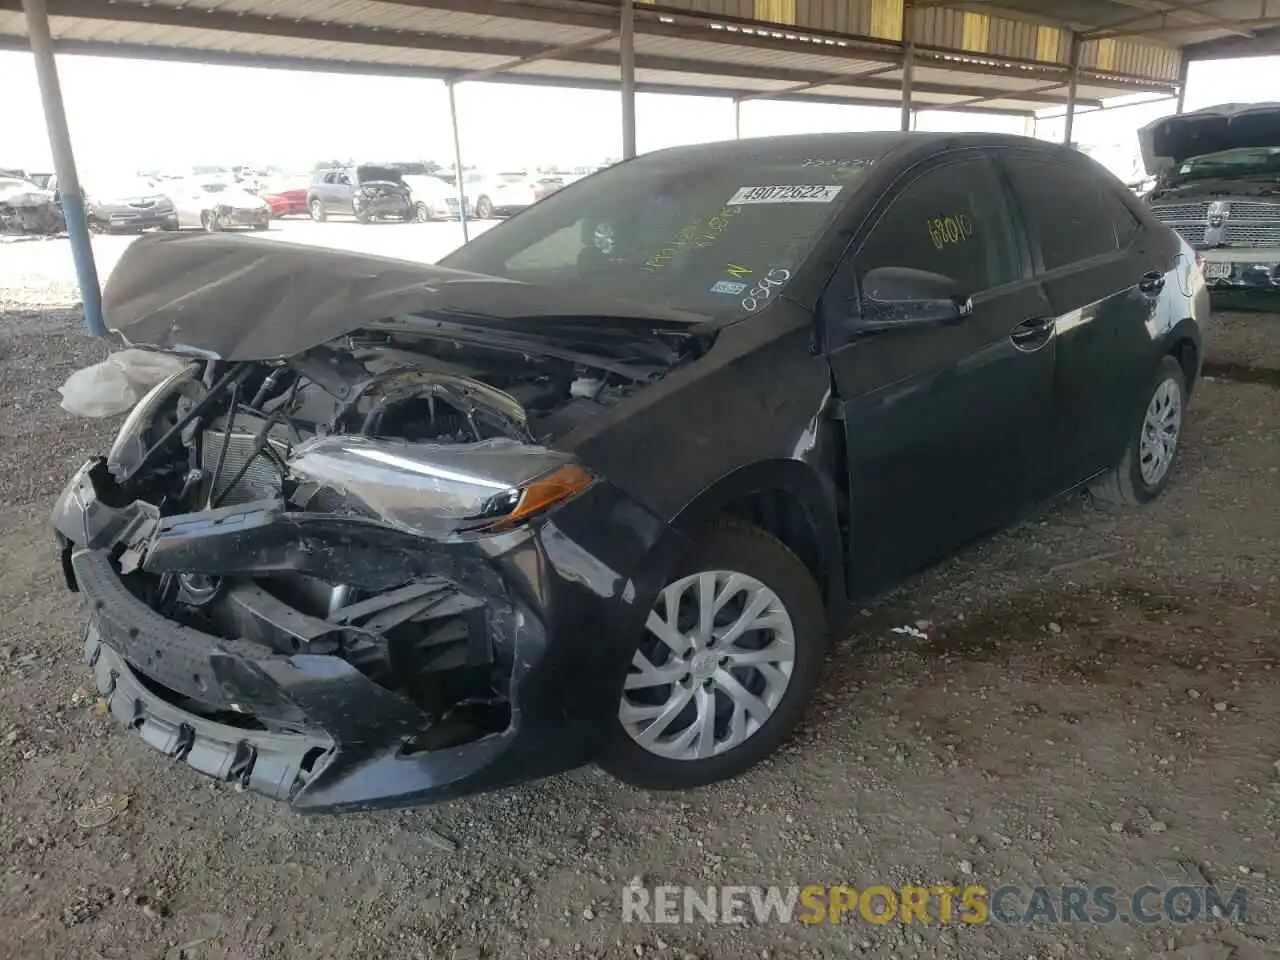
top-left (52, 346), bottom-right (682, 811)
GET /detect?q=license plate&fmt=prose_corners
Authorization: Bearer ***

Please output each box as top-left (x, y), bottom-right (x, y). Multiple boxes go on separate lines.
top-left (1204, 262), bottom-right (1232, 279)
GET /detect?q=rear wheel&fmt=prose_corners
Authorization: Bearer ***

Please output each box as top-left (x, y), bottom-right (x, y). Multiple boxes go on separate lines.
top-left (414, 202), bottom-right (431, 222)
top-left (1089, 355), bottom-right (1187, 506)
top-left (309, 199), bottom-right (326, 222)
top-left (201, 211), bottom-right (221, 233)
top-left (598, 520), bottom-right (827, 791)
top-left (475, 195), bottom-right (494, 219)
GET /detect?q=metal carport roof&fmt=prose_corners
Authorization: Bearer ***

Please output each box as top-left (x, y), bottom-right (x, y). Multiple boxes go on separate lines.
top-left (7, 0), bottom-right (1278, 335)
top-left (0, 0), bottom-right (1237, 117)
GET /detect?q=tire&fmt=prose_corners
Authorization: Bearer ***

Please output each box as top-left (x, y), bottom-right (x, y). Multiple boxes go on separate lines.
top-left (1089, 355), bottom-right (1187, 506)
top-left (354, 207), bottom-right (372, 224)
top-left (87, 217), bottom-right (106, 235)
top-left (475, 195), bottom-right (493, 219)
top-left (201, 211), bottom-right (221, 233)
top-left (598, 519), bottom-right (827, 791)
top-left (309, 199), bottom-right (326, 222)
top-left (252, 222), bottom-right (269, 232)
top-left (414, 202), bottom-right (431, 222)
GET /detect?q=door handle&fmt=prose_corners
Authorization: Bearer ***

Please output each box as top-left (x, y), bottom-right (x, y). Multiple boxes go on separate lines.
top-left (1009, 316), bottom-right (1056, 352)
top-left (1139, 270), bottom-right (1165, 294)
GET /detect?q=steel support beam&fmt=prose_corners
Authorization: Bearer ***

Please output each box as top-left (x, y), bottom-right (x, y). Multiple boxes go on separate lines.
top-left (733, 98), bottom-right (742, 139)
top-left (446, 81), bottom-right (469, 243)
top-left (901, 1), bottom-right (915, 132)
top-left (21, 0), bottom-right (103, 336)
top-left (1175, 55), bottom-right (1189, 113)
top-left (1064, 32), bottom-right (1080, 147)
top-left (451, 30), bottom-right (617, 85)
top-left (620, 0), bottom-right (636, 159)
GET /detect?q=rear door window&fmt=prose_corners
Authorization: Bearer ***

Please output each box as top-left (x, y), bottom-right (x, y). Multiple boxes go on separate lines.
top-left (1004, 155), bottom-right (1128, 271)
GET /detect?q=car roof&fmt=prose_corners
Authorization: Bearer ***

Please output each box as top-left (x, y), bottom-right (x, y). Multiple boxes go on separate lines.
top-left (635, 131), bottom-right (1078, 167)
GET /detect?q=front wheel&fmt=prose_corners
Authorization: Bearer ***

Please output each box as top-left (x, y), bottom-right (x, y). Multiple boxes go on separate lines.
top-left (475, 195), bottom-right (493, 219)
top-left (309, 199), bottom-right (326, 222)
top-left (201, 211), bottom-right (221, 233)
top-left (598, 520), bottom-right (827, 791)
top-left (1090, 355), bottom-right (1187, 506)
top-left (414, 202), bottom-right (431, 222)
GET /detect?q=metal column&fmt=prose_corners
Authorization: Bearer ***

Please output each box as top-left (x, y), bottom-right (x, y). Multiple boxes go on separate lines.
top-left (22, 0), bottom-right (104, 336)
top-left (733, 98), bottom-right (741, 139)
top-left (1175, 56), bottom-right (1190, 114)
top-left (446, 81), bottom-right (469, 243)
top-left (620, 0), bottom-right (637, 159)
top-left (1064, 33), bottom-right (1081, 147)
top-left (900, 1), bottom-right (915, 133)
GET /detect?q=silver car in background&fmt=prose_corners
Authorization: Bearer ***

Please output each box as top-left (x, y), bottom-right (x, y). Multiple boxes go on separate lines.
top-left (170, 179), bottom-right (271, 232)
top-left (78, 176), bottom-right (179, 233)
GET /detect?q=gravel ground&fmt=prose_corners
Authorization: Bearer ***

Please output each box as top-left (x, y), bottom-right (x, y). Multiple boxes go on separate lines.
top-left (0, 271), bottom-right (1277, 960)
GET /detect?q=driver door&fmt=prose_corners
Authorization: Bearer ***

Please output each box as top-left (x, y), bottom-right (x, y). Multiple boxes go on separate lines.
top-left (823, 153), bottom-right (1057, 596)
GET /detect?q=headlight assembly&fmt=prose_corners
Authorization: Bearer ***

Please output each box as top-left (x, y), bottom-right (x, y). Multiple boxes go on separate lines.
top-left (287, 436), bottom-right (595, 538)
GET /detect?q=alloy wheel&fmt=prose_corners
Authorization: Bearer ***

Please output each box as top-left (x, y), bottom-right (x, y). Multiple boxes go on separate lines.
top-left (618, 570), bottom-right (795, 761)
top-left (1139, 376), bottom-right (1182, 486)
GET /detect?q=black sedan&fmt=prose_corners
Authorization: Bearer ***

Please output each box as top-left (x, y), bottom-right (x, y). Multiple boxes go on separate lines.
top-left (52, 132), bottom-right (1207, 811)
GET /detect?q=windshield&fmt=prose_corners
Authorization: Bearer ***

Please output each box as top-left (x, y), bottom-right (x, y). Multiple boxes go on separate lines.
top-left (441, 149), bottom-right (872, 320)
top-left (357, 165), bottom-right (403, 184)
top-left (1174, 147), bottom-right (1280, 182)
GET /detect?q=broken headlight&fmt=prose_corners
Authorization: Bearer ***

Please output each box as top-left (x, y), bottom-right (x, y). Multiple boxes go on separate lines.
top-left (286, 435), bottom-right (594, 538)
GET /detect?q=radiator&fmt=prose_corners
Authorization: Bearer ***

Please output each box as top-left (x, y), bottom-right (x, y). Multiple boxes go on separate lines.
top-left (201, 429), bottom-right (287, 505)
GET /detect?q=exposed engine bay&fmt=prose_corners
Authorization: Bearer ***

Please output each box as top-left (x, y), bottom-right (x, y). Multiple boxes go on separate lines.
top-left (82, 333), bottom-right (662, 755)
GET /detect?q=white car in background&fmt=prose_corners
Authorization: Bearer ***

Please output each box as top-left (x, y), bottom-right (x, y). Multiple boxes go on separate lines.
top-left (446, 170), bottom-right (538, 219)
top-left (401, 173), bottom-right (465, 221)
top-left (169, 179), bottom-right (271, 232)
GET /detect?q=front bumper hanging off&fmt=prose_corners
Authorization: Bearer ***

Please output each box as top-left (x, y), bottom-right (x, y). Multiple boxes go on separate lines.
top-left (53, 458), bottom-right (684, 811)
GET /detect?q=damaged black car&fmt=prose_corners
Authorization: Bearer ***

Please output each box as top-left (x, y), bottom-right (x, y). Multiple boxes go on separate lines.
top-left (53, 132), bottom-right (1206, 812)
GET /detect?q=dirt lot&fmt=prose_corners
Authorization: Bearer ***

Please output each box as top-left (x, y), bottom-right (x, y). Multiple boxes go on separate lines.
top-left (0, 291), bottom-right (1277, 960)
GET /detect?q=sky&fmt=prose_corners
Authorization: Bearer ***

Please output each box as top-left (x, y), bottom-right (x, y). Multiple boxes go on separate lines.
top-left (1, 51), bottom-right (1278, 184)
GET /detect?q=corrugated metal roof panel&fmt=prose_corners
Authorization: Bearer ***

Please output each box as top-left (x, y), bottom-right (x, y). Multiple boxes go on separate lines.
top-left (1, 0), bottom-right (1198, 107)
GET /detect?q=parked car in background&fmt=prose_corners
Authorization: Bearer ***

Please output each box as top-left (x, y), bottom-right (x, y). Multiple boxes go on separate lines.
top-left (76, 175), bottom-right (179, 233)
top-left (445, 170), bottom-right (538, 218)
top-left (307, 165), bottom-right (414, 223)
top-left (533, 176), bottom-right (565, 202)
top-left (1141, 102), bottom-right (1280, 295)
top-left (57, 132), bottom-right (1204, 811)
top-left (170, 179), bottom-right (271, 232)
top-left (262, 179), bottom-right (311, 218)
top-left (402, 173), bottom-right (464, 220)
top-left (0, 175), bottom-right (64, 235)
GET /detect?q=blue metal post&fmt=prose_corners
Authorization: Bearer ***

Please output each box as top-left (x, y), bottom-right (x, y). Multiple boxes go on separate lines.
top-left (22, 0), bottom-right (104, 336)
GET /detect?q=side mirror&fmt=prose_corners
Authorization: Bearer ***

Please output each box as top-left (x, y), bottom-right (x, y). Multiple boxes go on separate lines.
top-left (857, 266), bottom-right (973, 334)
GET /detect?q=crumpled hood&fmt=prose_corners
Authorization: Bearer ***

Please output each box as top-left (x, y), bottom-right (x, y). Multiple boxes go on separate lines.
top-left (210, 188), bottom-right (265, 207)
top-left (1139, 102), bottom-right (1280, 174)
top-left (101, 232), bottom-right (702, 360)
